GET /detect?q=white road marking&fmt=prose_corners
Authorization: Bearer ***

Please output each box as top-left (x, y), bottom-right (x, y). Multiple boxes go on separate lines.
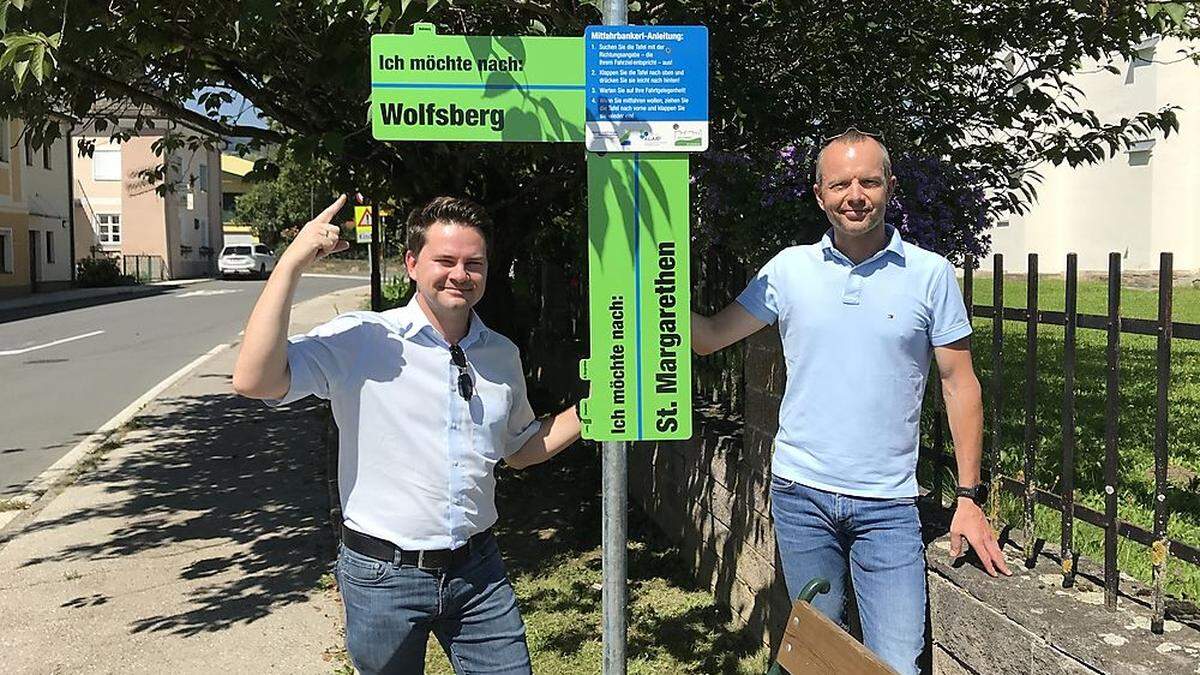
top-left (0, 330), bottom-right (106, 356)
top-left (302, 273), bottom-right (372, 280)
top-left (177, 289), bottom-right (244, 298)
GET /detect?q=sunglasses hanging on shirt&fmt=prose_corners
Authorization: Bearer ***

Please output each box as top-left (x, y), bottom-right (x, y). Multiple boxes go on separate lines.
top-left (450, 344), bottom-right (474, 401)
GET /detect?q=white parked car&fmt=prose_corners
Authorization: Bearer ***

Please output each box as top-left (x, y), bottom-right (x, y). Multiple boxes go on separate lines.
top-left (218, 244), bottom-right (277, 279)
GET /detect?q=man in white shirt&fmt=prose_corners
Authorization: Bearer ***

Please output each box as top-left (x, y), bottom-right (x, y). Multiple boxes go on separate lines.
top-left (233, 195), bottom-right (581, 674)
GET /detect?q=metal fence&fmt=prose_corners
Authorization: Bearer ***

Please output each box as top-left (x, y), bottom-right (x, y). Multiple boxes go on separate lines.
top-left (691, 243), bottom-right (748, 412)
top-left (121, 254), bottom-right (166, 283)
top-left (920, 251), bottom-right (1197, 636)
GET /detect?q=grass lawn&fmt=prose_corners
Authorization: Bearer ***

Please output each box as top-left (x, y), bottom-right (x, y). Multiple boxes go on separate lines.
top-left (920, 275), bottom-right (1200, 600)
top-left (415, 448), bottom-right (771, 674)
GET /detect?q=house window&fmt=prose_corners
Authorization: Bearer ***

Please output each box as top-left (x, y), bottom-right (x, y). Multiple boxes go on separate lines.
top-left (0, 227), bottom-right (12, 272)
top-left (93, 149), bottom-right (121, 181)
top-left (186, 191), bottom-right (194, 210)
top-left (197, 164), bottom-right (208, 192)
top-left (24, 134), bottom-right (34, 167)
top-left (98, 213), bottom-right (121, 244)
top-left (45, 230), bottom-right (54, 264)
top-left (41, 141), bottom-right (51, 170)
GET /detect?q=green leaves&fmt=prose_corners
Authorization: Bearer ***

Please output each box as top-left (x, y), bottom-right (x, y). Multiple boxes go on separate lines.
top-left (1147, 2), bottom-right (1195, 32)
top-left (362, 0), bottom-right (438, 28)
top-left (0, 30), bottom-right (58, 90)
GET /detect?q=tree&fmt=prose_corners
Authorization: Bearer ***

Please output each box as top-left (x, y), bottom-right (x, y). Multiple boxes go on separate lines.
top-left (233, 145), bottom-right (337, 250)
top-left (0, 0), bottom-right (1195, 335)
top-left (678, 0), bottom-right (1199, 263)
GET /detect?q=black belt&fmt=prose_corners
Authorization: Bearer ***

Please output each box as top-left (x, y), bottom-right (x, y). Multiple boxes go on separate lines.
top-left (342, 526), bottom-right (491, 570)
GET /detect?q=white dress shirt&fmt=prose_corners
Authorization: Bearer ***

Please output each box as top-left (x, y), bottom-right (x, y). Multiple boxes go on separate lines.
top-left (267, 297), bottom-right (541, 549)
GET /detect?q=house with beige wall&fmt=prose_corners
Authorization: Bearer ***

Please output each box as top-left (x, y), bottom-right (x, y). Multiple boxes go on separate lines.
top-left (989, 37), bottom-right (1200, 273)
top-left (74, 117), bottom-right (223, 280)
top-left (0, 117), bottom-right (74, 299)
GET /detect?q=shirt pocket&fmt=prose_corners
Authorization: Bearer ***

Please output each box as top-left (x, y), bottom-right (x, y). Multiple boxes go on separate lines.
top-left (468, 382), bottom-right (513, 460)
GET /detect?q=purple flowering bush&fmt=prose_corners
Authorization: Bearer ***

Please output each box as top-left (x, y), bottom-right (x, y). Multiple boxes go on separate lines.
top-left (694, 145), bottom-right (992, 269)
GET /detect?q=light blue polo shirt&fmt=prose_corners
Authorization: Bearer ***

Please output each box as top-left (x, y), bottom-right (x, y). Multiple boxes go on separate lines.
top-left (736, 226), bottom-right (972, 498)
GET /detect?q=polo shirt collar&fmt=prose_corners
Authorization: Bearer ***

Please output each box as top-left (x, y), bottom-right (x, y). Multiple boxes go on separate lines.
top-left (820, 225), bottom-right (906, 266)
top-left (395, 296), bottom-right (490, 348)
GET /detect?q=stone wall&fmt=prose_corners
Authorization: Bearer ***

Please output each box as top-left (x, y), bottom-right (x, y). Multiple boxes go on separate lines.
top-left (631, 328), bottom-right (1200, 674)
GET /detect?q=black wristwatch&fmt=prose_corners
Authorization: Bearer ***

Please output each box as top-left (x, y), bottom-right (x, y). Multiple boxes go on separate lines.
top-left (955, 483), bottom-right (988, 506)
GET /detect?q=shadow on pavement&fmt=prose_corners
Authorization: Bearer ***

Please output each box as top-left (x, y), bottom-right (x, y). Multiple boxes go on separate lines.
top-left (0, 286), bottom-right (177, 325)
top-left (15, 390), bottom-right (335, 637)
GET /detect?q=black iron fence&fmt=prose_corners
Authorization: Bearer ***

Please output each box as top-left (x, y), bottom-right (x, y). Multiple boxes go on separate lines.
top-left (921, 251), bottom-right (1197, 636)
top-left (691, 243), bottom-right (748, 412)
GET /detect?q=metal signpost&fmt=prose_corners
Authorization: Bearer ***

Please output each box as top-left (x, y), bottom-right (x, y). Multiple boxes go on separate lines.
top-left (369, 5), bottom-right (706, 669)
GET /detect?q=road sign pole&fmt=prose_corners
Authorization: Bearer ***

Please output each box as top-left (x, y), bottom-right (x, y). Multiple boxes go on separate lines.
top-left (368, 14), bottom-right (704, 672)
top-left (600, 4), bottom-right (628, 675)
top-left (371, 200), bottom-right (382, 311)
top-left (602, 437), bottom-right (627, 675)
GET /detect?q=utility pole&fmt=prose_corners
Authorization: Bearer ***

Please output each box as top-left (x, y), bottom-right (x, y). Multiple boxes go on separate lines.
top-left (600, 4), bottom-right (628, 675)
top-left (370, 198), bottom-right (382, 311)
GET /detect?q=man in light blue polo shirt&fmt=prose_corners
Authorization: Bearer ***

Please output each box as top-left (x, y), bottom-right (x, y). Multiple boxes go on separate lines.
top-left (692, 129), bottom-right (1010, 674)
top-left (234, 195), bottom-right (581, 674)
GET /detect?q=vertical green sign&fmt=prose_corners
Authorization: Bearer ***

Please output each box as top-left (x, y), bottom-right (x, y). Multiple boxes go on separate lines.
top-left (580, 153), bottom-right (692, 441)
top-left (371, 24), bottom-right (585, 142)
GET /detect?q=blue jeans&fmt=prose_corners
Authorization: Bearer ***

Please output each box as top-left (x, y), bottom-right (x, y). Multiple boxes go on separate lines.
top-left (770, 475), bottom-right (926, 675)
top-left (336, 531), bottom-right (531, 674)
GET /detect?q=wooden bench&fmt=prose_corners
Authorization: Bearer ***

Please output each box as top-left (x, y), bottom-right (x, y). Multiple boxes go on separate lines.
top-left (767, 579), bottom-right (897, 675)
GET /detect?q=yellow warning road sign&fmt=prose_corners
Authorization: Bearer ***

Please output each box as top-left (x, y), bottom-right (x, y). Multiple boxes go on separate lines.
top-left (354, 206), bottom-right (374, 244)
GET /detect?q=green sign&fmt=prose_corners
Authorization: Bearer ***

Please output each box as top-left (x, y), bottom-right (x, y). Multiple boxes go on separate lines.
top-left (371, 24), bottom-right (585, 142)
top-left (580, 153), bottom-right (692, 441)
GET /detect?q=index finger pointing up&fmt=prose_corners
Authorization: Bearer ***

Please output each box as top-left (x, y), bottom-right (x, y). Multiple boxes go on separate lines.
top-left (317, 194), bottom-right (347, 222)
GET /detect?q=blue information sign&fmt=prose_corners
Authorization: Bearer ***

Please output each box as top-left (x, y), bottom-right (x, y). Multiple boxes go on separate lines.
top-left (584, 25), bottom-right (709, 152)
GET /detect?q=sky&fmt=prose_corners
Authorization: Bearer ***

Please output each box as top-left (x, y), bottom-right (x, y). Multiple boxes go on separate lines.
top-left (184, 88), bottom-right (268, 130)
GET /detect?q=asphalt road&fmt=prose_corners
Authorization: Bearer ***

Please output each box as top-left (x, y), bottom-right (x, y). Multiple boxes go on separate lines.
top-left (0, 276), bottom-right (368, 496)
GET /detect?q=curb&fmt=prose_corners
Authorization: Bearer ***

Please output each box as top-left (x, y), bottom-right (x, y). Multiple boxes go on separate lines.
top-left (0, 342), bottom-right (232, 533)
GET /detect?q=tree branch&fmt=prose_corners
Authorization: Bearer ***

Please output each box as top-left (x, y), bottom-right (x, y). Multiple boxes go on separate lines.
top-left (62, 62), bottom-right (286, 144)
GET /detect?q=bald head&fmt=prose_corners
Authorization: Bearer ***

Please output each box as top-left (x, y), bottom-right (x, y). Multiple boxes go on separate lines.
top-left (815, 130), bottom-right (892, 185)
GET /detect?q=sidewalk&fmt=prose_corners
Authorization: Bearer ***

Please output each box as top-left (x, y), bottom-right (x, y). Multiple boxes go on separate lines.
top-left (0, 285), bottom-right (368, 674)
top-left (0, 278), bottom-right (214, 315)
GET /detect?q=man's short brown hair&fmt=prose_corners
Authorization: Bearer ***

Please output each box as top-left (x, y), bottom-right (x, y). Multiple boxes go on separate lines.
top-left (815, 128), bottom-right (893, 184)
top-left (405, 196), bottom-right (492, 258)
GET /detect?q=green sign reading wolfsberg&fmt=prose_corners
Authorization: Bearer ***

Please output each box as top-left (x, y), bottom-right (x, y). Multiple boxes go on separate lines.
top-left (370, 25), bottom-right (696, 442)
top-left (579, 153), bottom-right (692, 441)
top-left (371, 24), bottom-right (585, 142)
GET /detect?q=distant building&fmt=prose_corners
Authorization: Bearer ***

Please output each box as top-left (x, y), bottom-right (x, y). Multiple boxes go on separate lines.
top-left (73, 116), bottom-right (223, 280)
top-left (220, 154), bottom-right (255, 247)
top-left (0, 117), bottom-right (75, 299)
top-left (988, 37), bottom-right (1200, 273)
